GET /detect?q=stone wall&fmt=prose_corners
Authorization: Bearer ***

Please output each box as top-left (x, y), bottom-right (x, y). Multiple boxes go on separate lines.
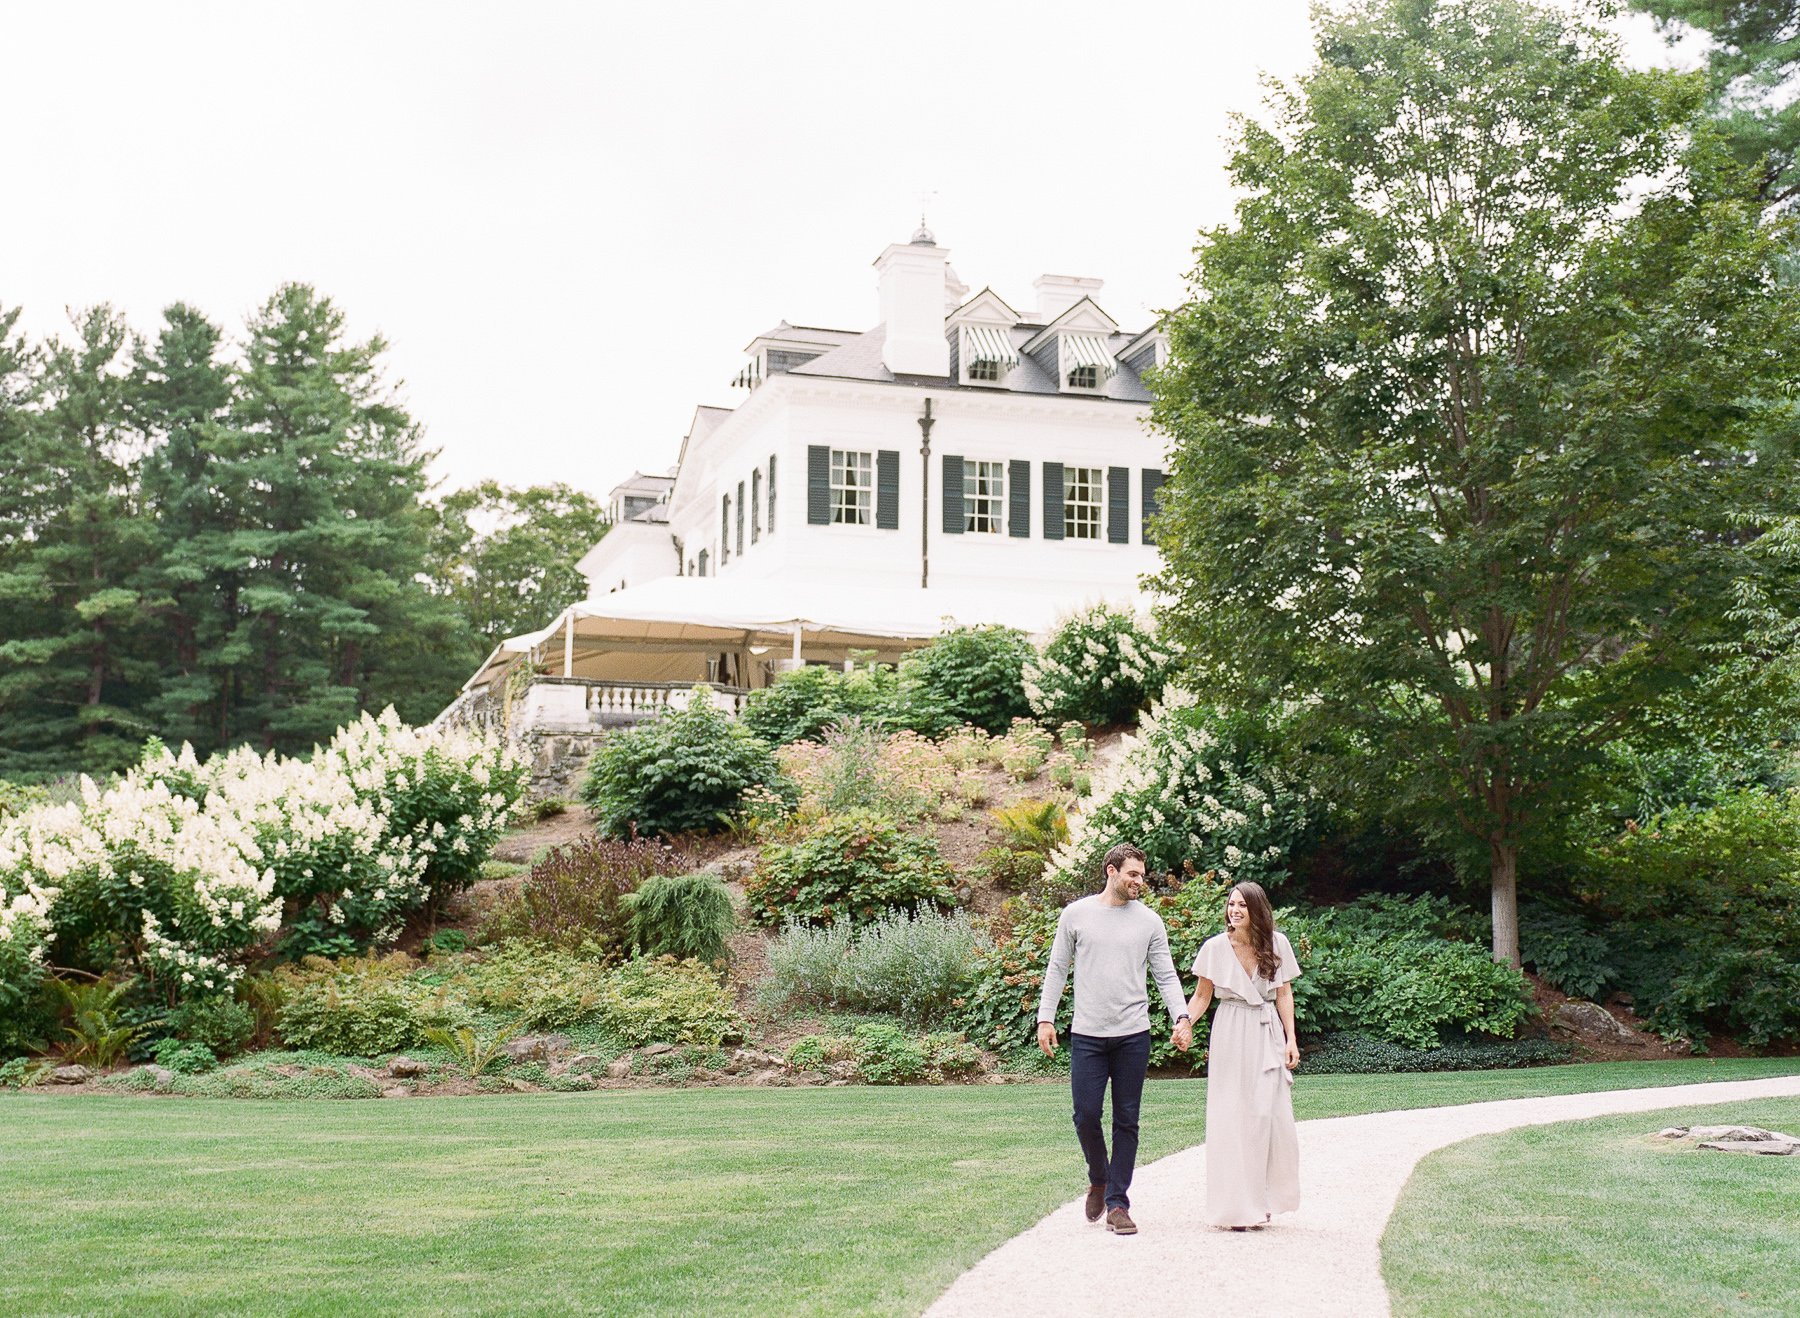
top-left (517, 727), bottom-right (608, 802)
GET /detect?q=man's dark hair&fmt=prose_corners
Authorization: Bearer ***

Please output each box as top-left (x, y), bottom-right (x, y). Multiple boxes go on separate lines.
top-left (1101, 843), bottom-right (1147, 881)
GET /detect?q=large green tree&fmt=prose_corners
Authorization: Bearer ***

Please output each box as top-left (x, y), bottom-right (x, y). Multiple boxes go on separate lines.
top-left (1634, 0), bottom-right (1800, 208)
top-left (1151, 0), bottom-right (1800, 965)
top-left (0, 306), bottom-right (158, 776)
top-left (220, 284), bottom-right (471, 751)
top-left (426, 481), bottom-right (610, 652)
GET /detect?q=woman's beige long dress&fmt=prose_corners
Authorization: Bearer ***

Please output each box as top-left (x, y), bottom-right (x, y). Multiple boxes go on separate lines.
top-left (1193, 930), bottom-right (1302, 1227)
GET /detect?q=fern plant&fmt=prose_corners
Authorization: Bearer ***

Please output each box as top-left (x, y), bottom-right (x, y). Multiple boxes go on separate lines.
top-left (52, 976), bottom-right (144, 1068)
top-left (420, 1021), bottom-right (523, 1080)
top-left (989, 799), bottom-right (1069, 856)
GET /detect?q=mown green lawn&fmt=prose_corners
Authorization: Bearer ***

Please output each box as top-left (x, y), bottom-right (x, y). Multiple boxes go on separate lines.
top-left (1, 1058), bottom-right (1795, 1317)
top-left (1384, 1094), bottom-right (1800, 1318)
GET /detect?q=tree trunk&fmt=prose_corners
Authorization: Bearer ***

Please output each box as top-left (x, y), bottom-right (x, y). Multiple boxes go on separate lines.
top-left (1490, 839), bottom-right (1521, 968)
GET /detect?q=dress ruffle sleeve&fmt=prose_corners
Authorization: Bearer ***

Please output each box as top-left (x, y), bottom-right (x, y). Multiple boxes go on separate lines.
top-left (1271, 930), bottom-right (1302, 987)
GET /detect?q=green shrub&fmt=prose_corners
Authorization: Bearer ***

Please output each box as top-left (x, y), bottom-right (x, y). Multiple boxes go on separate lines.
top-left (480, 834), bottom-right (691, 957)
top-left (1584, 788), bottom-right (1800, 1046)
top-left (1300, 1032), bottom-right (1572, 1074)
top-left (168, 994), bottom-right (256, 1060)
top-left (273, 955), bottom-right (443, 1055)
top-left (740, 665), bottom-right (900, 746)
top-left (1519, 906), bottom-right (1616, 1002)
top-left (623, 872), bottom-right (736, 964)
top-left (922, 1031), bottom-right (984, 1080)
top-left (1287, 897), bottom-right (1536, 1049)
top-left (150, 1038), bottom-right (218, 1074)
top-left (528, 797), bottom-right (571, 822)
top-left (893, 625), bottom-right (1034, 735)
top-left (851, 1022), bottom-right (928, 1084)
top-left (764, 907), bottom-right (986, 1025)
top-left (579, 690), bottom-right (792, 837)
top-left (421, 1022), bottom-right (521, 1079)
top-left (789, 720), bottom-right (933, 820)
top-left (1023, 604), bottom-right (1176, 727)
top-left (785, 1034), bottom-right (831, 1070)
top-left (455, 941), bottom-right (610, 1030)
top-left (594, 956), bottom-right (743, 1049)
top-left (0, 780), bottom-right (50, 821)
top-left (745, 809), bottom-right (956, 928)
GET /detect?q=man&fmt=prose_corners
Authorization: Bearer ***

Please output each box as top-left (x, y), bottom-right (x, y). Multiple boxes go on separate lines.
top-left (1036, 842), bottom-right (1192, 1236)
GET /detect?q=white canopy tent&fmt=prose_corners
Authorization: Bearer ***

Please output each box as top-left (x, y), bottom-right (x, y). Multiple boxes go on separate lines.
top-left (461, 575), bottom-right (1156, 693)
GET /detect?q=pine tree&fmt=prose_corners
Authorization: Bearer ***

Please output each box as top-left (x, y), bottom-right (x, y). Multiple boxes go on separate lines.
top-left (0, 306), bottom-right (157, 776)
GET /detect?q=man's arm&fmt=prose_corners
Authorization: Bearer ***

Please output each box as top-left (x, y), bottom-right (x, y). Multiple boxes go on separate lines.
top-left (1035, 910), bottom-right (1076, 1054)
top-left (1147, 919), bottom-right (1191, 1043)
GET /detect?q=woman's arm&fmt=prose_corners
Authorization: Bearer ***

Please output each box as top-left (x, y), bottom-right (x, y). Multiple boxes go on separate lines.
top-left (1277, 982), bottom-right (1299, 1069)
top-left (1187, 976), bottom-right (1214, 1020)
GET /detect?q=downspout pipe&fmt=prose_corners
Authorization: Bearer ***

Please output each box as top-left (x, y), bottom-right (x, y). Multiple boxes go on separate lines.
top-left (918, 397), bottom-right (935, 589)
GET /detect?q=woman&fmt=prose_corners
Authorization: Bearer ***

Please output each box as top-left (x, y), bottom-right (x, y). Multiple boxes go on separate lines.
top-left (1186, 881), bottom-right (1302, 1230)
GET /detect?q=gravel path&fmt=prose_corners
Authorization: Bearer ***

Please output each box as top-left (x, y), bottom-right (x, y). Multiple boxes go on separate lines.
top-left (926, 1073), bottom-right (1800, 1318)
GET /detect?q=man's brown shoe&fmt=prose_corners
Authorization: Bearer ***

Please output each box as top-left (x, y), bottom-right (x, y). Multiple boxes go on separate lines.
top-left (1085, 1185), bottom-right (1105, 1223)
top-left (1105, 1207), bottom-right (1138, 1235)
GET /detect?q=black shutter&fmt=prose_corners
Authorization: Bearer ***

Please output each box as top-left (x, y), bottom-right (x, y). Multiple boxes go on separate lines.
top-left (768, 455), bottom-right (777, 533)
top-left (1141, 468), bottom-right (1166, 545)
top-left (942, 455), bottom-right (965, 535)
top-left (807, 446), bottom-right (829, 525)
top-left (876, 449), bottom-right (900, 529)
top-left (1042, 461), bottom-right (1065, 541)
top-left (736, 481), bottom-right (745, 554)
top-left (1107, 466), bottom-right (1129, 544)
top-left (1009, 459), bottom-right (1030, 538)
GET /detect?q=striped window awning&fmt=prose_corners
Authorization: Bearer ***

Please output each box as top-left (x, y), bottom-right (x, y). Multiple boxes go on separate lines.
top-left (1060, 334), bottom-right (1117, 379)
top-left (961, 325), bottom-right (1020, 371)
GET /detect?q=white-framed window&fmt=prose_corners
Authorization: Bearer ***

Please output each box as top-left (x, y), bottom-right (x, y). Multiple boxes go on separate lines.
top-left (1064, 466), bottom-right (1103, 540)
top-left (1067, 364), bottom-right (1099, 390)
top-left (721, 494), bottom-right (731, 564)
top-left (967, 357), bottom-right (1001, 383)
top-left (831, 449), bottom-right (872, 525)
top-left (751, 469), bottom-right (762, 543)
top-left (963, 460), bottom-right (1004, 534)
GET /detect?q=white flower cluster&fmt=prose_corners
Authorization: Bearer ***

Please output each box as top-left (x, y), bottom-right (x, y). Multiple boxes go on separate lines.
top-left (1045, 687), bottom-right (1312, 893)
top-left (1024, 604), bottom-right (1176, 725)
top-left (0, 709), bottom-right (527, 1002)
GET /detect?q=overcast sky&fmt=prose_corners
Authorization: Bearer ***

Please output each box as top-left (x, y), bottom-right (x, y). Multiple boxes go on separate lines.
top-left (4, 1), bottom-right (1686, 500)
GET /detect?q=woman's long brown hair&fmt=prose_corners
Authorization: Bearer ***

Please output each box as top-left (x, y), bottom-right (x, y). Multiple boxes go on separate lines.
top-left (1231, 881), bottom-right (1280, 980)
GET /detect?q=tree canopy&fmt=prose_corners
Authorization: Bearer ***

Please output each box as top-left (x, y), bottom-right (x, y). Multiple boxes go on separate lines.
top-left (1150, 0), bottom-right (1800, 965)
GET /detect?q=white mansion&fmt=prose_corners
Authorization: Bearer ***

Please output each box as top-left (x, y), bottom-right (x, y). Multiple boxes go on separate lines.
top-left (445, 227), bottom-right (1174, 744)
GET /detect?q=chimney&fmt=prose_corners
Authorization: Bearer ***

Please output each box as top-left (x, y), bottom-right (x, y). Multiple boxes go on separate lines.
top-left (1033, 274), bottom-right (1104, 322)
top-left (874, 226), bottom-right (950, 377)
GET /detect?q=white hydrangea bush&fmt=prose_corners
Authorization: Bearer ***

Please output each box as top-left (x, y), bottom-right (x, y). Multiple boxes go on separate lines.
top-left (1023, 604), bottom-right (1177, 727)
top-left (0, 775), bottom-right (279, 998)
top-left (0, 869), bottom-right (55, 1029)
top-left (1045, 688), bottom-right (1319, 894)
top-left (0, 709), bottom-right (526, 1002)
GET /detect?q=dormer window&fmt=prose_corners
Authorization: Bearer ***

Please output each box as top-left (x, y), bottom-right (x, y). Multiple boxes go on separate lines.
top-left (968, 358), bottom-right (1001, 383)
top-left (1067, 364), bottom-right (1099, 390)
top-left (1058, 335), bottom-right (1115, 392)
top-left (949, 294), bottom-right (1023, 387)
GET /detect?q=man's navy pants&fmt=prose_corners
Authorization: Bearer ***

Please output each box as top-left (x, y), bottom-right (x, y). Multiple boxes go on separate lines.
top-left (1069, 1029), bottom-right (1150, 1211)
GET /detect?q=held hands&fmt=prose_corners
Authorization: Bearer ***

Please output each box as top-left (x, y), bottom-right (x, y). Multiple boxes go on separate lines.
top-left (1037, 1021), bottom-right (1057, 1057)
top-left (1172, 1019), bottom-right (1193, 1053)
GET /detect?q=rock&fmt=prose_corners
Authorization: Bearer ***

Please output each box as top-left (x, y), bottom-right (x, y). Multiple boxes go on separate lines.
top-left (504, 1033), bottom-right (573, 1063)
top-left (978, 1051), bottom-right (1001, 1075)
top-left (749, 1068), bottom-right (781, 1085)
top-left (1551, 1000), bottom-right (1637, 1042)
top-left (1698, 1139), bottom-right (1798, 1156)
top-left (606, 1057), bottom-right (633, 1080)
top-left (798, 1071), bottom-right (827, 1086)
top-left (150, 1067), bottom-right (175, 1091)
top-left (382, 1086), bottom-right (410, 1099)
top-left (642, 1042), bottom-right (677, 1058)
top-left (387, 1056), bottom-right (428, 1078)
top-left (506, 1078), bottom-right (534, 1092)
top-left (828, 1060), bottom-right (858, 1081)
top-left (827, 1079), bottom-right (850, 1087)
top-left (49, 1065), bottom-right (91, 1085)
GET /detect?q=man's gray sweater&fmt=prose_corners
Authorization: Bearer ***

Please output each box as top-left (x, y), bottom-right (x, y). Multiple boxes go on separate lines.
top-left (1036, 894), bottom-right (1188, 1037)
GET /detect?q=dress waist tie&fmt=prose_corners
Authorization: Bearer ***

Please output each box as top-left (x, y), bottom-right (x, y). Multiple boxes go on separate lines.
top-left (1218, 995), bottom-right (1290, 1085)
